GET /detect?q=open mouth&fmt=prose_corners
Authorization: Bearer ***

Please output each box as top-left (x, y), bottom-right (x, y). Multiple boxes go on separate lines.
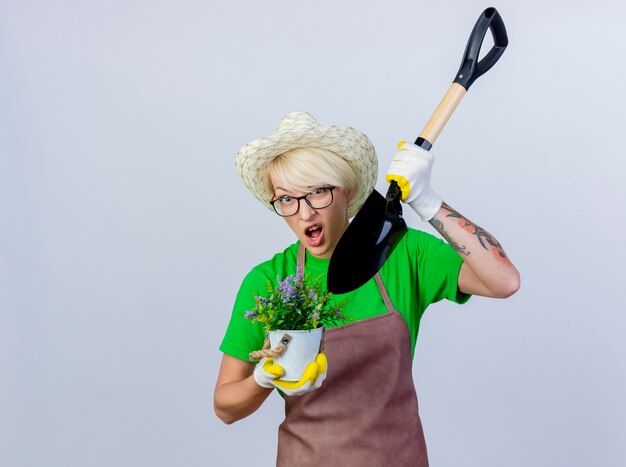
top-left (305, 224), bottom-right (322, 239)
top-left (304, 224), bottom-right (324, 247)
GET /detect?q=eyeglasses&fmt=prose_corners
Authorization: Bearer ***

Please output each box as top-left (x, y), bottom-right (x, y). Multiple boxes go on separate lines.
top-left (270, 186), bottom-right (336, 217)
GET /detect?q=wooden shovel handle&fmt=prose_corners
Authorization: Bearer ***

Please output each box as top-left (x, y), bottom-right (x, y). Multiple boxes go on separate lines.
top-left (418, 83), bottom-right (467, 148)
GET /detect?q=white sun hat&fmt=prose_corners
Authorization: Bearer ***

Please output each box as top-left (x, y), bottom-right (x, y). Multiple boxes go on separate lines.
top-left (235, 111), bottom-right (378, 218)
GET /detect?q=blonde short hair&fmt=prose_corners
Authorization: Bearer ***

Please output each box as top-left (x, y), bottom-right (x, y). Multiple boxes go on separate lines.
top-left (266, 147), bottom-right (359, 200)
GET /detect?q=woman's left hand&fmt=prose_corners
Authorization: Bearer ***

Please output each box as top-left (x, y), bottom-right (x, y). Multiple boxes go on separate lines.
top-left (271, 353), bottom-right (328, 397)
top-left (385, 141), bottom-right (443, 222)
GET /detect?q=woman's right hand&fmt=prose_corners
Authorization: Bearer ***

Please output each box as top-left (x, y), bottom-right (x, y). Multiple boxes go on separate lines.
top-left (253, 353), bottom-right (327, 397)
top-left (253, 357), bottom-right (285, 388)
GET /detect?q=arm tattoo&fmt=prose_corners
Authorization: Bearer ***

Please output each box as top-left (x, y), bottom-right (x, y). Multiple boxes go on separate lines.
top-left (430, 202), bottom-right (512, 266)
top-left (430, 212), bottom-right (470, 256)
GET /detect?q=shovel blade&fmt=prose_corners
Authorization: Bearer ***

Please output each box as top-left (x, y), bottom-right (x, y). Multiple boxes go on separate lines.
top-left (327, 188), bottom-right (407, 294)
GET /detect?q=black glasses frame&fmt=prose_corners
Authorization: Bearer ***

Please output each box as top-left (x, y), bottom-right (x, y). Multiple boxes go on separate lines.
top-left (269, 186), bottom-right (336, 217)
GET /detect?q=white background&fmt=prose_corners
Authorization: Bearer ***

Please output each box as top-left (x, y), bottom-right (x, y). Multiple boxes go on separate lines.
top-left (2, 1), bottom-right (625, 466)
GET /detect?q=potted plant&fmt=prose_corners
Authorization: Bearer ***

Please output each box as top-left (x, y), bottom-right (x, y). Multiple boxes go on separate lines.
top-left (245, 270), bottom-right (350, 381)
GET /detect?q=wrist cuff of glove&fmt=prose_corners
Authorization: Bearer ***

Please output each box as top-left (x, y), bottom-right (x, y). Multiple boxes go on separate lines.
top-left (253, 375), bottom-right (274, 389)
top-left (253, 366), bottom-right (276, 389)
top-left (408, 187), bottom-right (443, 222)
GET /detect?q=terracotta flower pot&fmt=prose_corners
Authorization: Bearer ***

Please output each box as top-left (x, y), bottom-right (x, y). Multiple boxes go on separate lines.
top-left (268, 327), bottom-right (324, 381)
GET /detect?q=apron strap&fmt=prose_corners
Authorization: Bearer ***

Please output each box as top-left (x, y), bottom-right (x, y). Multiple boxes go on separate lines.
top-left (297, 243), bottom-right (397, 314)
top-left (374, 273), bottom-right (399, 314)
top-left (297, 243), bottom-right (306, 276)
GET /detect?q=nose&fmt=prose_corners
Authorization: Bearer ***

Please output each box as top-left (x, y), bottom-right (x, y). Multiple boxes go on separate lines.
top-left (298, 200), bottom-right (317, 220)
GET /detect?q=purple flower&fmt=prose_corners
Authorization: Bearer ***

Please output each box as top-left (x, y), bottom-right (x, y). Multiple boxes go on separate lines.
top-left (255, 296), bottom-right (269, 304)
top-left (308, 289), bottom-right (316, 298)
top-left (312, 311), bottom-right (319, 320)
top-left (277, 275), bottom-right (297, 303)
top-left (245, 311), bottom-right (257, 319)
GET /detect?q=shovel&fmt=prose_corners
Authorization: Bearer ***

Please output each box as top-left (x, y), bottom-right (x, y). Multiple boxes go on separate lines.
top-left (327, 7), bottom-right (508, 294)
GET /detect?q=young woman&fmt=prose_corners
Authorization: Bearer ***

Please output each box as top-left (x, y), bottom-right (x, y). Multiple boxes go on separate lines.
top-left (214, 112), bottom-right (520, 466)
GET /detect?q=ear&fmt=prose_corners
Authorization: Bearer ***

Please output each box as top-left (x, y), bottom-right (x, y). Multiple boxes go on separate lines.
top-left (341, 188), bottom-right (355, 216)
top-left (346, 188), bottom-right (356, 203)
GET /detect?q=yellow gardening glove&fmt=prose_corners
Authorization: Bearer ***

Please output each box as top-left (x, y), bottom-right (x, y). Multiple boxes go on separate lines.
top-left (263, 353), bottom-right (328, 397)
top-left (385, 141), bottom-right (443, 222)
top-left (252, 357), bottom-right (286, 388)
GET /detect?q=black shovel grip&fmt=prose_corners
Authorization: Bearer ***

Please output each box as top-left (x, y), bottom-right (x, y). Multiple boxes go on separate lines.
top-left (453, 7), bottom-right (508, 90)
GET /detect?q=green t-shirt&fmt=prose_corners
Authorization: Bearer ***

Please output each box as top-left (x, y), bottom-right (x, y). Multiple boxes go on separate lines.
top-left (219, 228), bottom-right (471, 362)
